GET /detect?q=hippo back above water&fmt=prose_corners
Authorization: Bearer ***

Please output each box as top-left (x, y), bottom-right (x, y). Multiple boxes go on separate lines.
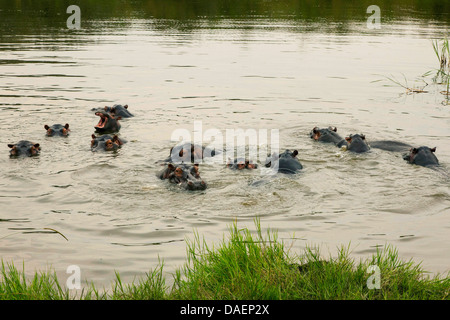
top-left (8, 140), bottom-right (41, 157)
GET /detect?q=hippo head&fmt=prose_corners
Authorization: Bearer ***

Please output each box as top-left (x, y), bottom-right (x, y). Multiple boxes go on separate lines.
top-left (310, 126), bottom-right (337, 140)
top-left (404, 146), bottom-right (439, 167)
top-left (109, 104), bottom-right (133, 118)
top-left (167, 143), bottom-right (215, 163)
top-left (345, 134), bottom-right (370, 153)
top-left (94, 111), bottom-right (121, 133)
top-left (227, 158), bottom-right (258, 170)
top-left (265, 149), bottom-right (303, 174)
top-left (90, 134), bottom-right (124, 152)
top-left (310, 126), bottom-right (347, 147)
top-left (44, 123), bottom-right (70, 137)
top-left (8, 140), bottom-right (41, 157)
top-left (158, 163), bottom-right (207, 190)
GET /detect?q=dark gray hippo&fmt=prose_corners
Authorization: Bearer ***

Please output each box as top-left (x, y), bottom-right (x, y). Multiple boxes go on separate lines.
top-left (403, 146), bottom-right (439, 167)
top-left (310, 126), bottom-right (347, 148)
top-left (369, 140), bottom-right (412, 152)
top-left (8, 140), bottom-right (41, 157)
top-left (163, 142), bottom-right (218, 164)
top-left (92, 104), bottom-right (133, 118)
top-left (265, 149), bottom-right (303, 174)
top-left (90, 134), bottom-right (126, 152)
top-left (106, 104), bottom-right (133, 118)
top-left (345, 134), bottom-right (370, 153)
top-left (157, 163), bottom-right (207, 191)
top-left (44, 123), bottom-right (70, 137)
top-left (227, 158), bottom-right (258, 170)
top-left (94, 111), bottom-right (121, 134)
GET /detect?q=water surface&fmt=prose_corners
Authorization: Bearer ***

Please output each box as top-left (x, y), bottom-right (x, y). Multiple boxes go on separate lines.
top-left (0, 1), bottom-right (449, 289)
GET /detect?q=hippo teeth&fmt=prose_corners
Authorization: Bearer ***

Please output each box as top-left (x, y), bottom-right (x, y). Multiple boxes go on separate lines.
top-left (96, 117), bottom-right (107, 128)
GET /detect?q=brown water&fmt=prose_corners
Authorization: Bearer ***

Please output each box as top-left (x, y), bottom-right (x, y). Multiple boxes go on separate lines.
top-left (1, 4), bottom-right (449, 290)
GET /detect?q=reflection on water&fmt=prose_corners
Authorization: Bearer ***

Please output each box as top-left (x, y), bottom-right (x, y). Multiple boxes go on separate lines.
top-left (0, 1), bottom-right (449, 288)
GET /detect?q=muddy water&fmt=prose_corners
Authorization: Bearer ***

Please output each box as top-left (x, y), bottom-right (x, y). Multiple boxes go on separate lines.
top-left (0, 4), bottom-right (449, 289)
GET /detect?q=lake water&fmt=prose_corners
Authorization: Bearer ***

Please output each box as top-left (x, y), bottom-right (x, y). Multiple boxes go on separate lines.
top-left (0, 1), bottom-right (449, 290)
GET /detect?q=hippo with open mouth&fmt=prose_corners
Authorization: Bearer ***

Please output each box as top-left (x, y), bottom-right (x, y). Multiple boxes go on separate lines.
top-left (90, 134), bottom-right (126, 152)
top-left (157, 163), bottom-right (207, 191)
top-left (403, 146), bottom-right (439, 167)
top-left (8, 140), bottom-right (41, 157)
top-left (94, 111), bottom-right (121, 134)
top-left (265, 149), bottom-right (303, 174)
top-left (44, 123), bottom-right (70, 137)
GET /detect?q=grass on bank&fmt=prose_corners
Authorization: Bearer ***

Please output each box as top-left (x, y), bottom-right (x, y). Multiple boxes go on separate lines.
top-left (1, 219), bottom-right (449, 300)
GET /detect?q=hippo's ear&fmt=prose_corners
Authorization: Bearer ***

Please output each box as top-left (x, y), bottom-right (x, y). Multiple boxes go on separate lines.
top-left (124, 105), bottom-right (128, 109)
top-left (411, 148), bottom-right (418, 154)
top-left (293, 150), bottom-right (298, 157)
top-left (332, 127), bottom-right (337, 132)
top-left (313, 127), bottom-right (318, 133)
top-left (44, 125), bottom-right (49, 130)
top-left (345, 136), bottom-right (352, 142)
top-left (430, 147), bottom-right (436, 153)
top-left (361, 135), bottom-right (366, 140)
top-left (64, 123), bottom-right (69, 129)
top-left (7, 144), bottom-right (14, 148)
top-left (92, 134), bottom-right (96, 139)
top-left (168, 163), bottom-right (175, 170)
top-left (33, 143), bottom-right (40, 149)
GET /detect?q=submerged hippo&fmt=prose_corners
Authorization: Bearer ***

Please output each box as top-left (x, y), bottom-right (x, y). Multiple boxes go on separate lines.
top-left (91, 134), bottom-right (126, 152)
top-left (227, 158), bottom-right (258, 170)
top-left (163, 142), bottom-right (218, 163)
top-left (8, 140), bottom-right (41, 157)
top-left (157, 163), bottom-right (207, 191)
top-left (369, 140), bottom-right (412, 152)
top-left (265, 149), bottom-right (303, 174)
top-left (345, 134), bottom-right (370, 153)
top-left (94, 111), bottom-right (121, 134)
top-left (44, 123), bottom-right (70, 137)
top-left (310, 126), bottom-right (347, 148)
top-left (403, 146), bottom-right (439, 167)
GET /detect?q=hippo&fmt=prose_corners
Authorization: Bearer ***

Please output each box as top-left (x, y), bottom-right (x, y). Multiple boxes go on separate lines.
top-left (94, 111), bottom-right (121, 134)
top-left (310, 126), bottom-right (347, 148)
top-left (8, 140), bottom-right (41, 157)
top-left (91, 134), bottom-right (126, 152)
top-left (403, 146), bottom-right (439, 167)
top-left (265, 149), bottom-right (303, 174)
top-left (369, 140), bottom-right (413, 152)
top-left (157, 163), bottom-right (207, 191)
top-left (227, 158), bottom-right (258, 170)
top-left (106, 104), bottom-right (133, 118)
top-left (163, 142), bottom-right (218, 163)
top-left (345, 134), bottom-right (370, 153)
top-left (92, 104), bottom-right (133, 118)
top-left (44, 123), bottom-right (70, 137)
